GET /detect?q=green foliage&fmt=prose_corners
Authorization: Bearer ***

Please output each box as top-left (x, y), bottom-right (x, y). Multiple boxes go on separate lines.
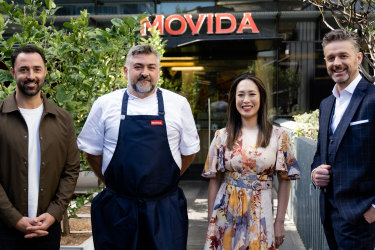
top-left (293, 109), bottom-right (319, 140)
top-left (67, 192), bottom-right (94, 219)
top-left (0, 0), bottom-right (166, 160)
top-left (162, 77), bottom-right (181, 92)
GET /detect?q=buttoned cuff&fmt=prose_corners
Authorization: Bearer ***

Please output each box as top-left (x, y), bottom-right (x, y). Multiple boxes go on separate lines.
top-left (46, 204), bottom-right (63, 222)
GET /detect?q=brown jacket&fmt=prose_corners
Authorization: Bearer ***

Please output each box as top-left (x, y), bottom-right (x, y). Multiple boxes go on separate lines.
top-left (0, 92), bottom-right (80, 228)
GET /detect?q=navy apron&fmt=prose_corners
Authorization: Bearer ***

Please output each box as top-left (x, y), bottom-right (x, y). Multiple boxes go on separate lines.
top-left (91, 89), bottom-right (188, 250)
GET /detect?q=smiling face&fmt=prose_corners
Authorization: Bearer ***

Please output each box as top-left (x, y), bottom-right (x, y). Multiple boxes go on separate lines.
top-left (324, 40), bottom-right (362, 88)
top-left (124, 53), bottom-right (160, 99)
top-left (10, 52), bottom-right (47, 97)
top-left (235, 79), bottom-right (260, 121)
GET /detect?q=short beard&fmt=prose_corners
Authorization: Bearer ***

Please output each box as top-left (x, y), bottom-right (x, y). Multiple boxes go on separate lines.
top-left (17, 79), bottom-right (43, 96)
top-left (129, 74), bottom-right (156, 95)
top-left (331, 74), bottom-right (349, 85)
top-left (131, 81), bottom-right (155, 94)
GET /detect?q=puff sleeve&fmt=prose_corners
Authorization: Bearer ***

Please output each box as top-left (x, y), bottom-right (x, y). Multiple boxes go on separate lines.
top-left (275, 128), bottom-right (301, 180)
top-left (202, 129), bottom-right (227, 178)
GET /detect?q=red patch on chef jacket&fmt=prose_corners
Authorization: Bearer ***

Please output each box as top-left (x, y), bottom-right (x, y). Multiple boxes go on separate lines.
top-left (151, 120), bottom-right (163, 125)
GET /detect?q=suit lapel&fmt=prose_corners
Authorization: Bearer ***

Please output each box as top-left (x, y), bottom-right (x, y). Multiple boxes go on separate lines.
top-left (320, 95), bottom-right (335, 164)
top-left (332, 80), bottom-right (368, 154)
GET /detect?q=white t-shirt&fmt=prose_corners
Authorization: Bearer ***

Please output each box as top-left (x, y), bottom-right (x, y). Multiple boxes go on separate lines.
top-left (78, 88), bottom-right (200, 174)
top-left (19, 104), bottom-right (44, 219)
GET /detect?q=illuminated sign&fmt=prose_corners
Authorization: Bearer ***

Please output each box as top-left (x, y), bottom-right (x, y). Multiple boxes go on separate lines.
top-left (141, 13), bottom-right (259, 36)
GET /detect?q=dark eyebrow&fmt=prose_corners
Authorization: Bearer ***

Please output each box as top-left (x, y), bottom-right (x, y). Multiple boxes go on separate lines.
top-left (19, 65), bottom-right (43, 69)
top-left (238, 90), bottom-right (257, 92)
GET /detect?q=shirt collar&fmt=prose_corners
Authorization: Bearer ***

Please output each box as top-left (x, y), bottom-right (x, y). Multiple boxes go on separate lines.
top-left (1, 92), bottom-right (58, 116)
top-left (126, 87), bottom-right (158, 100)
top-left (332, 74), bottom-right (362, 98)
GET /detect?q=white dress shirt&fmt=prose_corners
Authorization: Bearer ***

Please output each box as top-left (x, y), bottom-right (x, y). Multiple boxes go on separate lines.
top-left (330, 74), bottom-right (362, 133)
top-left (78, 88), bottom-right (200, 174)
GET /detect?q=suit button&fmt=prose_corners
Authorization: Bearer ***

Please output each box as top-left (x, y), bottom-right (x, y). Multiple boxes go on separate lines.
top-left (329, 140), bottom-right (334, 144)
top-left (138, 199), bottom-right (146, 207)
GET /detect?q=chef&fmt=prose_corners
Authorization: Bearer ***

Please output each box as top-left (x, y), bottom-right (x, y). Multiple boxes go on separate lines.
top-left (78, 44), bottom-right (200, 250)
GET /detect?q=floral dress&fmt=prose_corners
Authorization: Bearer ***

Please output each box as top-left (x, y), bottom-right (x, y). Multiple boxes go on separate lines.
top-left (202, 126), bottom-right (300, 250)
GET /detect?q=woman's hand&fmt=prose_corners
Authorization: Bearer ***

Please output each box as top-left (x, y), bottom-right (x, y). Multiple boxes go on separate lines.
top-left (274, 219), bottom-right (285, 249)
top-left (274, 175), bottom-right (290, 248)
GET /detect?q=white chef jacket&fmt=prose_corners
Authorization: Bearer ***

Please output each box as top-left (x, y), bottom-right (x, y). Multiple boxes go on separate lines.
top-left (78, 87), bottom-right (200, 174)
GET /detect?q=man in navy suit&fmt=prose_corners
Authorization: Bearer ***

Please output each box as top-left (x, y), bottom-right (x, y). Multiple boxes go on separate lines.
top-left (311, 29), bottom-right (375, 249)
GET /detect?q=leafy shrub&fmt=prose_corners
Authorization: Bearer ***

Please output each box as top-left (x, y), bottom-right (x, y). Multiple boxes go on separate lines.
top-left (0, 0), bottom-right (165, 132)
top-left (292, 109), bottom-right (319, 140)
top-left (0, 0), bottom-right (167, 170)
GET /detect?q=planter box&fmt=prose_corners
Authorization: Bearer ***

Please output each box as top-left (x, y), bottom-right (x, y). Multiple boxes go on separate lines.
top-left (75, 171), bottom-right (99, 194)
top-left (61, 204), bottom-right (93, 250)
top-left (60, 236), bottom-right (94, 250)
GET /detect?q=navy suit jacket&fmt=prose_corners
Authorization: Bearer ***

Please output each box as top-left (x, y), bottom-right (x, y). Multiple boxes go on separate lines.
top-left (311, 76), bottom-right (375, 224)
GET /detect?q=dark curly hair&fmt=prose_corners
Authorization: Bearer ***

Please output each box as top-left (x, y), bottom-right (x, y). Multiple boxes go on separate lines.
top-left (11, 45), bottom-right (46, 68)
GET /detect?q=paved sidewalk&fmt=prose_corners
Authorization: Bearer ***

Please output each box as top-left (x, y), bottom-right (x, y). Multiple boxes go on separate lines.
top-left (179, 180), bottom-right (306, 250)
top-left (64, 180), bottom-right (305, 249)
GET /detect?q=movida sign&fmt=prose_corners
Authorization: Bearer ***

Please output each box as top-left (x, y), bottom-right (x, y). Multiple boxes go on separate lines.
top-left (140, 13), bottom-right (259, 36)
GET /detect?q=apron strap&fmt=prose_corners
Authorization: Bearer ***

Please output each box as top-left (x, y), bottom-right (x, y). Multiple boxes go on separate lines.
top-left (156, 88), bottom-right (165, 117)
top-left (121, 88), bottom-right (165, 117)
top-left (121, 90), bottom-right (129, 116)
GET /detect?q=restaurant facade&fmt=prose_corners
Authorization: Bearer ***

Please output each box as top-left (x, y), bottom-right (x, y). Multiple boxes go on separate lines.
top-left (10, 0), bottom-right (358, 166)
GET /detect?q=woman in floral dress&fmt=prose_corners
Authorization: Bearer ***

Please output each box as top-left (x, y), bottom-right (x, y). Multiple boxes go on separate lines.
top-left (202, 74), bottom-right (300, 250)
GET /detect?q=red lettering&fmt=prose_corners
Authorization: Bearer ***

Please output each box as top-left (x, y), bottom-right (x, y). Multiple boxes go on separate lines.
top-left (140, 15), bottom-right (165, 36)
top-left (215, 13), bottom-right (236, 34)
top-left (207, 14), bottom-right (214, 34)
top-left (184, 14), bottom-right (206, 35)
top-left (139, 13), bottom-right (259, 36)
top-left (165, 14), bottom-right (187, 35)
top-left (237, 13), bottom-right (259, 33)
top-left (151, 120), bottom-right (163, 125)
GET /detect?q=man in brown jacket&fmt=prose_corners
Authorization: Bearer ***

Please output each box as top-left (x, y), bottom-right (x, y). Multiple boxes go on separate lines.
top-left (0, 45), bottom-right (80, 249)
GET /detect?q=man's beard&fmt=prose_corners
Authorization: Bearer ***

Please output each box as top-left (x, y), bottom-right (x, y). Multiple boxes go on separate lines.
top-left (17, 79), bottom-right (43, 96)
top-left (130, 74), bottom-right (156, 94)
top-left (332, 74), bottom-right (349, 85)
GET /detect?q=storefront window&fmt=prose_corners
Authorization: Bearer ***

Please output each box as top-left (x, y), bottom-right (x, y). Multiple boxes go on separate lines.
top-left (160, 44), bottom-right (279, 164)
top-left (158, 1), bottom-right (215, 14)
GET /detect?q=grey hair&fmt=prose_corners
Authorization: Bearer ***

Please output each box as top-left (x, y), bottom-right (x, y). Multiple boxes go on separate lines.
top-left (322, 29), bottom-right (361, 52)
top-left (125, 44), bottom-right (160, 67)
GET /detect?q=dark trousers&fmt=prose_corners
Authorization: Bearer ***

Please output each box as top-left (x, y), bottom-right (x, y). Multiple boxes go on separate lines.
top-left (0, 221), bottom-right (61, 250)
top-left (323, 200), bottom-right (375, 250)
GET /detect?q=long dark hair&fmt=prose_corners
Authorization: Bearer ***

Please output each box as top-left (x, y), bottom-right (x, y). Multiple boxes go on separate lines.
top-left (225, 73), bottom-right (273, 150)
